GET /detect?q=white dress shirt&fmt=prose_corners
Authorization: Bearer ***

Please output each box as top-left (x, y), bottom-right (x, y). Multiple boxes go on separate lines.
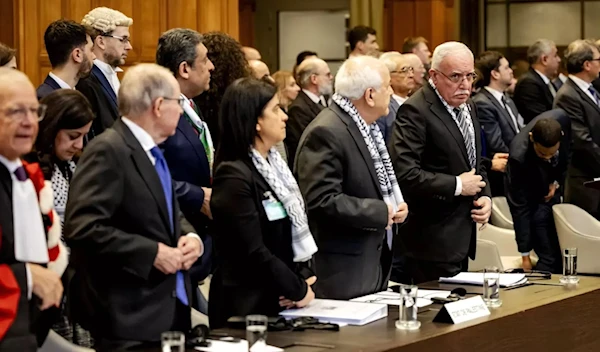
top-left (484, 86), bottom-right (520, 130)
top-left (392, 94), bottom-right (408, 106)
top-left (120, 117), bottom-right (201, 243)
top-left (569, 74), bottom-right (597, 104)
top-left (48, 72), bottom-right (73, 89)
top-left (303, 89), bottom-right (326, 106)
top-left (94, 59), bottom-right (123, 96)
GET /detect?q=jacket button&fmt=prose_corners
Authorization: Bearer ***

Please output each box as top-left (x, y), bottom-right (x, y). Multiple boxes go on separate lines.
top-left (172, 290), bottom-right (177, 298)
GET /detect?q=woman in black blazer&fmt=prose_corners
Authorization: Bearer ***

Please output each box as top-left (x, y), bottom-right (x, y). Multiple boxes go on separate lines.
top-left (209, 77), bottom-right (317, 328)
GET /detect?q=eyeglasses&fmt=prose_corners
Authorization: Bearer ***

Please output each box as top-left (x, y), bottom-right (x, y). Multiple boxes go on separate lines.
top-left (103, 34), bottom-right (130, 45)
top-left (162, 97), bottom-right (185, 108)
top-left (435, 70), bottom-right (478, 83)
top-left (1, 104), bottom-right (47, 122)
top-left (391, 66), bottom-right (414, 75)
top-left (314, 72), bottom-right (333, 79)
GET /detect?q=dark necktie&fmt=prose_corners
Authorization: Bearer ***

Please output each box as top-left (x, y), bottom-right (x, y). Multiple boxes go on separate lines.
top-left (589, 86), bottom-right (600, 106)
top-left (453, 108), bottom-right (476, 168)
top-left (149, 147), bottom-right (188, 306)
top-left (501, 95), bottom-right (520, 131)
top-left (14, 166), bottom-right (28, 181)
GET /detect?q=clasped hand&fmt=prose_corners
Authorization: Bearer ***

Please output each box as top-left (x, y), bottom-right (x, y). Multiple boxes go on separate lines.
top-left (153, 236), bottom-right (203, 274)
top-left (387, 202), bottom-right (409, 229)
top-left (279, 276), bottom-right (316, 310)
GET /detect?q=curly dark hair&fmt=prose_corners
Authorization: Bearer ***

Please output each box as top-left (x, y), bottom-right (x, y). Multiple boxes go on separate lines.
top-left (193, 31), bottom-right (250, 149)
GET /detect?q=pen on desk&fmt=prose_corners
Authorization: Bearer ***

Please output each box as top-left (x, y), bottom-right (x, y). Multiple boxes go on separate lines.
top-left (288, 342), bottom-right (336, 349)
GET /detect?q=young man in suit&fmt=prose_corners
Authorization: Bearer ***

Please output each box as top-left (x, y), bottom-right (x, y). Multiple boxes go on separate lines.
top-left (347, 26), bottom-right (380, 58)
top-left (513, 39), bottom-right (561, 124)
top-left (37, 20), bottom-right (95, 100)
top-left (391, 42), bottom-right (492, 284)
top-left (77, 7), bottom-right (132, 140)
top-left (554, 39), bottom-right (600, 219)
top-left (285, 57), bottom-right (332, 168)
top-left (506, 113), bottom-right (570, 274)
top-left (64, 64), bottom-right (203, 351)
top-left (296, 56), bottom-right (408, 300)
top-left (156, 28), bottom-right (215, 310)
top-left (0, 68), bottom-right (64, 351)
top-left (473, 51), bottom-right (524, 196)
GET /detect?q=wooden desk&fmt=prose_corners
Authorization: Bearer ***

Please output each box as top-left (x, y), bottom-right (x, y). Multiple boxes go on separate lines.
top-left (219, 275), bottom-right (600, 351)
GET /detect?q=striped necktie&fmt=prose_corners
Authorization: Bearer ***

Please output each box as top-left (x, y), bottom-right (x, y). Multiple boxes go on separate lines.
top-left (454, 108), bottom-right (476, 168)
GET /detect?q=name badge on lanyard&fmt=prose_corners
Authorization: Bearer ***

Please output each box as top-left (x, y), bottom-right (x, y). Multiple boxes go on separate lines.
top-left (262, 191), bottom-right (287, 221)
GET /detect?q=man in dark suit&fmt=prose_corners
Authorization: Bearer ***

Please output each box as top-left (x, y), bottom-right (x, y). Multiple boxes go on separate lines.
top-left (0, 69), bottom-right (63, 351)
top-left (554, 39), bottom-right (600, 219)
top-left (473, 51), bottom-right (524, 196)
top-left (506, 112), bottom-right (570, 273)
top-left (297, 56), bottom-right (408, 300)
top-left (513, 39), bottom-right (561, 124)
top-left (391, 42), bottom-right (492, 284)
top-left (156, 28), bottom-right (215, 309)
top-left (64, 64), bottom-right (203, 351)
top-left (37, 20), bottom-right (95, 99)
top-left (77, 7), bottom-right (133, 140)
top-left (286, 57), bottom-right (332, 168)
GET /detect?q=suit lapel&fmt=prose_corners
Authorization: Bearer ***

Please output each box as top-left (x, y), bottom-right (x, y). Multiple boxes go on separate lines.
top-left (92, 65), bottom-right (118, 107)
top-left (330, 104), bottom-right (383, 198)
top-left (424, 85), bottom-right (470, 168)
top-left (529, 69), bottom-right (554, 105)
top-left (179, 112), bottom-right (209, 166)
top-left (113, 120), bottom-right (172, 235)
top-left (481, 89), bottom-right (518, 133)
top-left (567, 79), bottom-right (600, 114)
top-left (301, 91), bottom-right (325, 116)
top-left (44, 75), bottom-right (62, 90)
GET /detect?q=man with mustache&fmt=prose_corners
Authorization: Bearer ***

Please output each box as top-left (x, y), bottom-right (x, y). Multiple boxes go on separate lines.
top-left (37, 20), bottom-right (96, 100)
top-left (77, 7), bottom-right (133, 141)
top-left (391, 42), bottom-right (492, 284)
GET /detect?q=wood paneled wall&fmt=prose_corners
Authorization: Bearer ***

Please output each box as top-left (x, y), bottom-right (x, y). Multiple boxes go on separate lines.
top-left (383, 0), bottom-right (458, 52)
top-left (5, 0), bottom-right (238, 86)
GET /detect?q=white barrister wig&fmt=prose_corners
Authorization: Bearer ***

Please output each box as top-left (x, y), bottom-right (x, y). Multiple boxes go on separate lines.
top-left (81, 7), bottom-right (133, 34)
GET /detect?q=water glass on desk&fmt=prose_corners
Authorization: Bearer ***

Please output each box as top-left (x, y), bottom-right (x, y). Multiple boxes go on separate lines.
top-left (483, 267), bottom-right (502, 308)
top-left (560, 248), bottom-right (579, 284)
top-left (395, 284), bottom-right (421, 330)
top-left (246, 314), bottom-right (268, 351)
top-left (161, 331), bottom-right (184, 352)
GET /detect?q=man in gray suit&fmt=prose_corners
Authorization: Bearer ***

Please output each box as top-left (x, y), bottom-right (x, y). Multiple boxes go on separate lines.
top-left (377, 53), bottom-right (416, 143)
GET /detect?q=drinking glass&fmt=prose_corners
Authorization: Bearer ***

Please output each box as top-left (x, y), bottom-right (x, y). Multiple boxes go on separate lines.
top-left (161, 331), bottom-right (184, 352)
top-left (246, 314), bottom-right (268, 351)
top-left (483, 266), bottom-right (502, 308)
top-left (395, 284), bottom-right (421, 330)
top-left (560, 247), bottom-right (579, 284)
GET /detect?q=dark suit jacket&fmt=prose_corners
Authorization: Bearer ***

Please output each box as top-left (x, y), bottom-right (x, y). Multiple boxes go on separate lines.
top-left (505, 109), bottom-right (570, 253)
top-left (391, 83), bottom-right (491, 264)
top-left (76, 64), bottom-right (120, 141)
top-left (473, 88), bottom-right (520, 155)
top-left (554, 78), bottom-right (600, 216)
top-left (208, 159), bottom-right (309, 328)
top-left (376, 97), bottom-right (401, 144)
top-left (295, 104), bottom-right (392, 300)
top-left (161, 111), bottom-right (212, 282)
top-left (36, 75), bottom-right (61, 100)
top-left (285, 90), bottom-right (325, 169)
top-left (64, 119), bottom-right (195, 342)
top-left (513, 68), bottom-right (555, 124)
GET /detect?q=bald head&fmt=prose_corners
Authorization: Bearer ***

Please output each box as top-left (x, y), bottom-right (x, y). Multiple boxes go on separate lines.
top-left (403, 53), bottom-right (426, 85)
top-left (249, 59), bottom-right (271, 80)
top-left (0, 68), bottom-right (39, 160)
top-left (242, 46), bottom-right (261, 61)
top-left (297, 58), bottom-right (326, 87)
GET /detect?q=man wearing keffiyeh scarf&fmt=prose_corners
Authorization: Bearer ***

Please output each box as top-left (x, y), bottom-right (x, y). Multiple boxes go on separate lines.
top-left (296, 56), bottom-right (408, 300)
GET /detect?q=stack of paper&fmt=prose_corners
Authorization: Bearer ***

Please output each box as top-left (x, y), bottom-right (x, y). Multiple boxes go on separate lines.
top-left (351, 289), bottom-right (452, 308)
top-left (279, 299), bottom-right (387, 326)
top-left (195, 339), bottom-right (283, 352)
top-left (439, 272), bottom-right (528, 288)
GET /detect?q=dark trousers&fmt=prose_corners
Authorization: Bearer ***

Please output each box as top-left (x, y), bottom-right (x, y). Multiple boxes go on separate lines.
top-left (403, 256), bottom-right (469, 285)
top-left (531, 196), bottom-right (563, 274)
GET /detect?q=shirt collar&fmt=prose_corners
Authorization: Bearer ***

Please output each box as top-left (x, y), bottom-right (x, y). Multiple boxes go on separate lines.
top-left (559, 73), bottom-right (568, 83)
top-left (428, 79), bottom-right (467, 113)
top-left (121, 117), bottom-right (157, 153)
top-left (568, 74), bottom-right (592, 92)
top-left (48, 72), bottom-right (73, 89)
top-left (392, 94), bottom-right (407, 105)
top-left (534, 69), bottom-right (551, 85)
top-left (302, 89), bottom-right (322, 104)
top-left (93, 59), bottom-right (123, 77)
top-left (0, 154), bottom-right (23, 176)
top-left (484, 86), bottom-right (505, 104)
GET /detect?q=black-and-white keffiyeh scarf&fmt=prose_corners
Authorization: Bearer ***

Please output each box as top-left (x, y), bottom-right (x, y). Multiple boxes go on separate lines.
top-left (250, 147), bottom-right (318, 262)
top-left (51, 160), bottom-right (76, 226)
top-left (332, 93), bottom-right (404, 210)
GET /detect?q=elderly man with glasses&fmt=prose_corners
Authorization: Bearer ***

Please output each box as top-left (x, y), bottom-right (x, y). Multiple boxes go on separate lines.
top-left (391, 41), bottom-right (492, 284)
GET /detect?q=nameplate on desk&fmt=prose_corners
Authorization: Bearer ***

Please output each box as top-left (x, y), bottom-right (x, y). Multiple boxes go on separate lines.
top-left (433, 296), bottom-right (490, 324)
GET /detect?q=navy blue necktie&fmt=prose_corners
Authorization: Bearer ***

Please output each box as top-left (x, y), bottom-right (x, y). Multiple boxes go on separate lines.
top-left (589, 86), bottom-right (600, 106)
top-left (149, 147), bottom-right (188, 306)
top-left (14, 166), bottom-right (28, 181)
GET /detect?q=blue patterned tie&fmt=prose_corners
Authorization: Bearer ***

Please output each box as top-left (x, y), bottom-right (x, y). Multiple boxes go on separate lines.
top-left (149, 147), bottom-right (188, 306)
top-left (589, 86), bottom-right (600, 106)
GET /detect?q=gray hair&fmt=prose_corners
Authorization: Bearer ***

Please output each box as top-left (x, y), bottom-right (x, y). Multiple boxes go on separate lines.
top-left (297, 58), bottom-right (325, 88)
top-left (119, 63), bottom-right (177, 117)
top-left (527, 39), bottom-right (556, 65)
top-left (431, 41), bottom-right (473, 70)
top-left (564, 39), bottom-right (596, 74)
top-left (335, 56), bottom-right (385, 100)
top-left (379, 51), bottom-right (402, 73)
top-left (156, 28), bottom-right (203, 77)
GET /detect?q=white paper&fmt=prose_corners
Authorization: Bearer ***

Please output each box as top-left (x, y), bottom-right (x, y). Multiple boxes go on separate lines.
top-left (280, 299), bottom-right (387, 326)
top-left (195, 339), bottom-right (283, 352)
top-left (439, 272), bottom-right (527, 288)
top-left (442, 296), bottom-right (491, 324)
top-left (351, 289), bottom-right (451, 308)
